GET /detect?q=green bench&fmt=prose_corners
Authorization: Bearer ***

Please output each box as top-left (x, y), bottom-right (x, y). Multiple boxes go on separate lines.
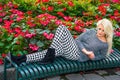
top-left (4, 48), bottom-right (120, 80)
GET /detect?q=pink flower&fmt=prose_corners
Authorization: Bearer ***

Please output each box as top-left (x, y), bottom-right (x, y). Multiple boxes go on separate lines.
top-left (0, 12), bottom-right (6, 17)
top-left (47, 33), bottom-right (54, 40)
top-left (25, 33), bottom-right (36, 38)
top-left (55, 20), bottom-right (62, 25)
top-left (112, 0), bottom-right (119, 3)
top-left (43, 32), bottom-right (48, 37)
top-left (0, 18), bottom-right (2, 22)
top-left (7, 2), bottom-right (13, 8)
top-left (16, 16), bottom-right (24, 22)
top-left (29, 44), bottom-right (39, 51)
top-left (0, 6), bottom-right (3, 10)
top-left (63, 16), bottom-right (72, 21)
top-left (43, 32), bottom-right (54, 40)
top-left (115, 31), bottom-right (120, 37)
top-left (110, 49), bottom-right (114, 53)
top-left (0, 59), bottom-right (3, 65)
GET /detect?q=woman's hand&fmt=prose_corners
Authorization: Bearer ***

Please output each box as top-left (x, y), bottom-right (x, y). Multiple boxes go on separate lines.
top-left (82, 48), bottom-right (95, 60)
top-left (86, 51), bottom-right (95, 60)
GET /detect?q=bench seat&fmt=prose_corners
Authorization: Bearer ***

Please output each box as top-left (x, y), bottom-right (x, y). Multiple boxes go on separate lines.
top-left (4, 48), bottom-right (120, 80)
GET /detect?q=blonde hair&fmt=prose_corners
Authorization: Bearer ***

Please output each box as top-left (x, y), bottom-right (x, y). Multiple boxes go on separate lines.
top-left (96, 18), bottom-right (113, 56)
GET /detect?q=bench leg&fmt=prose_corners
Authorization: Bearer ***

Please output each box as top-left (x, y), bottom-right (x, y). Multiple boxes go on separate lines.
top-left (4, 58), bottom-right (7, 80)
top-left (15, 69), bottom-right (19, 80)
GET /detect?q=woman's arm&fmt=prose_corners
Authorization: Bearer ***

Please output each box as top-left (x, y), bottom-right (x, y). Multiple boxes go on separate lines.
top-left (82, 48), bottom-right (95, 60)
top-left (75, 29), bottom-right (90, 50)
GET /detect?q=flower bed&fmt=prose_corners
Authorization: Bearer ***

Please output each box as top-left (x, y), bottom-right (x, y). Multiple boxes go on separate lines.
top-left (0, 0), bottom-right (120, 64)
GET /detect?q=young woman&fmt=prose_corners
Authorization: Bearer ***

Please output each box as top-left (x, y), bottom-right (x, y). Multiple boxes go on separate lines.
top-left (8, 18), bottom-right (113, 65)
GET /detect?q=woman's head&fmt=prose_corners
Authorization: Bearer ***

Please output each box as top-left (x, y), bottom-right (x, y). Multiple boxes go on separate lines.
top-left (96, 18), bottom-right (113, 55)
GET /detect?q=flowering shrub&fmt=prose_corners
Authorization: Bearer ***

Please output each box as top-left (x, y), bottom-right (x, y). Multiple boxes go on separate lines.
top-left (0, 0), bottom-right (120, 64)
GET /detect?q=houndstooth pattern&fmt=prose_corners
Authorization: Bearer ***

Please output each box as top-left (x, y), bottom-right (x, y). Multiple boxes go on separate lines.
top-left (26, 25), bottom-right (80, 63)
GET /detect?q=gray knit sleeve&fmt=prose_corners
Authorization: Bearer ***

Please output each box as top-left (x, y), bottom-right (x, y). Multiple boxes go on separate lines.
top-left (93, 44), bottom-right (108, 60)
top-left (75, 29), bottom-right (91, 50)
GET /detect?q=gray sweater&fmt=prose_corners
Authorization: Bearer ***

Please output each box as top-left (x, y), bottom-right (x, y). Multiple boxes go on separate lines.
top-left (75, 28), bottom-right (108, 62)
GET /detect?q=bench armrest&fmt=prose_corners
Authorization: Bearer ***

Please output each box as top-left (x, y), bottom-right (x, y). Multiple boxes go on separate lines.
top-left (5, 56), bottom-right (18, 68)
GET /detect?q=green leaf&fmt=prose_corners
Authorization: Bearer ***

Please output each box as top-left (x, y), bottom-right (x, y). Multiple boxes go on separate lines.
top-left (115, 24), bottom-right (120, 28)
top-left (0, 42), bottom-right (4, 47)
top-left (37, 41), bottom-right (44, 47)
top-left (11, 45), bottom-right (20, 50)
top-left (30, 39), bottom-right (37, 44)
top-left (37, 29), bottom-right (50, 34)
top-left (7, 35), bottom-right (13, 41)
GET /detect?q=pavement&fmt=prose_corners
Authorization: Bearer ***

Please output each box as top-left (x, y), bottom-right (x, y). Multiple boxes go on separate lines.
top-left (0, 65), bottom-right (120, 80)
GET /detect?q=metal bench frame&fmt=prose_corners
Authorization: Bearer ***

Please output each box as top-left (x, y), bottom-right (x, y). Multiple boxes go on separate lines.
top-left (4, 48), bottom-right (120, 80)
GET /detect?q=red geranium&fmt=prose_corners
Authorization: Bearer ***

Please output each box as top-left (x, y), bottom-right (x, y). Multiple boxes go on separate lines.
top-left (0, 59), bottom-right (3, 65)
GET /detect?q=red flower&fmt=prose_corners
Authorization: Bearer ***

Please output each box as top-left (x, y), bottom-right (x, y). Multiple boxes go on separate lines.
top-left (114, 10), bottom-right (120, 16)
top-left (0, 59), bottom-right (3, 65)
top-left (63, 8), bottom-right (67, 11)
top-left (3, 20), bottom-right (13, 29)
top-left (42, 0), bottom-right (49, 3)
top-left (47, 6), bottom-right (54, 11)
top-left (57, 1), bottom-right (62, 5)
top-left (26, 11), bottom-right (32, 15)
top-left (99, 0), bottom-right (104, 3)
top-left (17, 54), bottom-right (21, 56)
top-left (68, 1), bottom-right (74, 7)
top-left (74, 26), bottom-right (82, 32)
top-left (73, 35), bottom-right (78, 39)
top-left (26, 21), bottom-right (36, 28)
top-left (16, 41), bottom-right (20, 45)
top-left (57, 12), bottom-right (64, 17)
top-left (85, 20), bottom-right (93, 26)
top-left (41, 7), bottom-right (46, 11)
top-left (98, 5), bottom-right (106, 16)
top-left (2, 53), bottom-right (7, 58)
top-left (36, 0), bottom-right (41, 4)
top-left (75, 20), bottom-right (85, 27)
top-left (0, 6), bottom-right (3, 10)
top-left (98, 4), bottom-right (110, 16)
top-left (13, 4), bottom-right (18, 8)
